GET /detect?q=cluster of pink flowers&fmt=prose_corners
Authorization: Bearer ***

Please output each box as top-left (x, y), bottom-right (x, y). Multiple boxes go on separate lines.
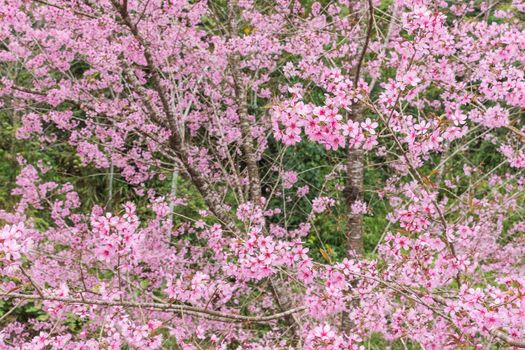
top-left (272, 81), bottom-right (378, 151)
top-left (90, 203), bottom-right (142, 265)
top-left (0, 223), bottom-right (33, 271)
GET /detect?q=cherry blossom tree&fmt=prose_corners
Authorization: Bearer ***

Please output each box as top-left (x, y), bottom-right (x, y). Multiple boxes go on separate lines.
top-left (1, 0), bottom-right (525, 349)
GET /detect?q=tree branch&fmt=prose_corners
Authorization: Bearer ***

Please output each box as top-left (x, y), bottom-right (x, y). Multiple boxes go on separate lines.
top-left (31, 0), bottom-right (97, 19)
top-left (353, 0), bottom-right (374, 88)
top-left (2, 291), bottom-right (306, 324)
top-left (113, 2), bottom-right (240, 234)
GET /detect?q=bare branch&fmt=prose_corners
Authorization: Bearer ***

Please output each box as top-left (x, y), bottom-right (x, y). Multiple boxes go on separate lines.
top-left (2, 291), bottom-right (307, 324)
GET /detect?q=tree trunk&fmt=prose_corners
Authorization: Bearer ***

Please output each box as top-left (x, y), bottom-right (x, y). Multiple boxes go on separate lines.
top-left (341, 106), bottom-right (365, 333)
top-left (344, 105), bottom-right (365, 257)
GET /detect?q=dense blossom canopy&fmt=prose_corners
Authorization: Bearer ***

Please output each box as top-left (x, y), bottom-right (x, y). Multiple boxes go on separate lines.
top-left (1, 0), bottom-right (525, 349)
